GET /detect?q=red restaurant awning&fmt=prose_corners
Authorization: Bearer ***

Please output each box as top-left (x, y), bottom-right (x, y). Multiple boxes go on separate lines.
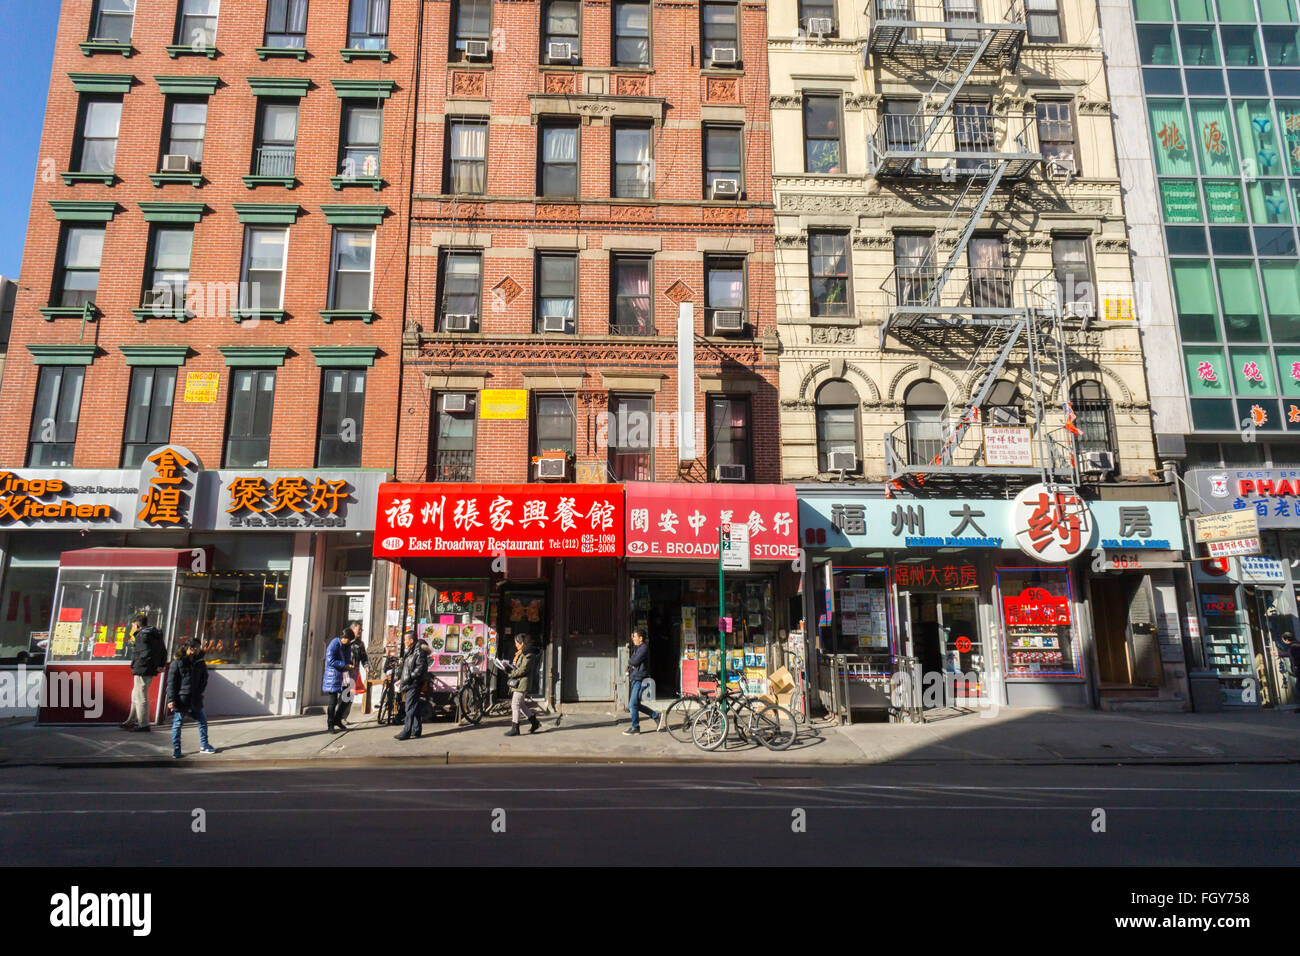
top-left (623, 482), bottom-right (798, 560)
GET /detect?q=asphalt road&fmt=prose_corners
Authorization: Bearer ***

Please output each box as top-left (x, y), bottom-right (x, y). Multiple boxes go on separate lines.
top-left (2, 762), bottom-right (1298, 867)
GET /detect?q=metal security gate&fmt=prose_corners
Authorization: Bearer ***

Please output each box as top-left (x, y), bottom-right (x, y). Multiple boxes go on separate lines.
top-left (563, 587), bottom-right (616, 702)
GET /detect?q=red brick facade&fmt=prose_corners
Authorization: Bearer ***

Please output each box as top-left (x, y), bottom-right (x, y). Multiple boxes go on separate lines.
top-left (0, 0), bottom-right (414, 472)
top-left (397, 0), bottom-right (778, 485)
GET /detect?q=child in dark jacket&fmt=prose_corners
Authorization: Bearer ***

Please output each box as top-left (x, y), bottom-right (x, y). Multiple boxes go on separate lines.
top-left (167, 640), bottom-right (215, 758)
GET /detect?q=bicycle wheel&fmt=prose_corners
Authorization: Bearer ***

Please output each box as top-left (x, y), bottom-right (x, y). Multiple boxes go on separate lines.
top-left (788, 681), bottom-right (809, 725)
top-left (377, 686), bottom-right (394, 726)
top-left (691, 703), bottom-right (728, 752)
top-left (664, 696), bottom-right (704, 743)
top-left (754, 703), bottom-right (797, 751)
top-left (458, 680), bottom-right (484, 725)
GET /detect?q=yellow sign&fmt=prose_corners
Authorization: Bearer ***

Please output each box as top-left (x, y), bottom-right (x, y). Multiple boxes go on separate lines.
top-left (184, 371), bottom-right (220, 403)
top-left (1104, 298), bottom-right (1134, 321)
top-left (480, 389), bottom-right (528, 420)
top-left (50, 621), bottom-right (81, 657)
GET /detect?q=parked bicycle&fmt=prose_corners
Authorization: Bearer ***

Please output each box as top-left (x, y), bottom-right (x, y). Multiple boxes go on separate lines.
top-left (691, 683), bottom-right (797, 752)
top-left (375, 655), bottom-right (401, 726)
top-left (786, 647), bottom-right (810, 724)
top-left (662, 693), bottom-right (708, 743)
top-left (455, 650), bottom-right (513, 724)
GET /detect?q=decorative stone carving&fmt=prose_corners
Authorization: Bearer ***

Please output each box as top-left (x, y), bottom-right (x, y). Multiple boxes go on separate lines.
top-left (770, 94), bottom-right (803, 109)
top-left (845, 94), bottom-right (879, 110)
top-left (493, 276), bottom-right (523, 305)
top-left (811, 326), bottom-right (856, 344)
top-left (450, 71), bottom-right (486, 98)
top-left (852, 234), bottom-right (894, 249)
top-left (618, 205), bottom-right (655, 221)
top-left (614, 74), bottom-right (649, 97)
top-left (576, 102), bottom-right (617, 119)
top-left (579, 389), bottom-right (610, 411)
top-left (705, 76), bottom-right (740, 103)
top-left (543, 73), bottom-right (578, 95)
top-left (702, 205), bottom-right (744, 222)
top-left (1077, 100), bottom-right (1112, 115)
top-left (535, 203), bottom-right (580, 219)
top-left (775, 234), bottom-right (808, 248)
top-left (1095, 237), bottom-right (1130, 253)
top-left (665, 279), bottom-right (695, 304)
top-left (442, 201), bottom-right (485, 219)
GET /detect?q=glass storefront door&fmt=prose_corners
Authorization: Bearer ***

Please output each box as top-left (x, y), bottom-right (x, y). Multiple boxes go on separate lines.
top-left (900, 590), bottom-right (985, 704)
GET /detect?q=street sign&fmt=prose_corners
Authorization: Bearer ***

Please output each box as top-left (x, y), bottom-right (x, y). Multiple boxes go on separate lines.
top-left (721, 522), bottom-right (750, 571)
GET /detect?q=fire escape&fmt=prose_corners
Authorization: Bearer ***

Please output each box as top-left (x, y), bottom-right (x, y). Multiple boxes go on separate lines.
top-left (865, 0), bottom-right (1077, 487)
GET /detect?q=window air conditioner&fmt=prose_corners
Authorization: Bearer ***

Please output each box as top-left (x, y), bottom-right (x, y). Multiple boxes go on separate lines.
top-left (712, 309), bottom-right (744, 332)
top-left (444, 313), bottom-right (473, 331)
top-left (441, 394), bottom-right (468, 413)
top-left (542, 314), bottom-right (569, 333)
top-left (717, 463), bottom-right (747, 481)
top-left (162, 154), bottom-right (194, 173)
top-left (142, 288), bottom-right (174, 309)
top-left (1046, 157), bottom-right (1076, 180)
top-left (465, 39), bottom-right (489, 59)
top-left (537, 457), bottom-right (568, 479)
top-left (548, 41), bottom-right (573, 62)
top-left (807, 17), bottom-right (834, 35)
top-left (1081, 450), bottom-right (1116, 475)
top-left (1062, 300), bottom-right (1095, 320)
top-left (711, 178), bottom-right (739, 198)
top-left (710, 46), bottom-right (738, 65)
top-left (828, 450), bottom-right (857, 471)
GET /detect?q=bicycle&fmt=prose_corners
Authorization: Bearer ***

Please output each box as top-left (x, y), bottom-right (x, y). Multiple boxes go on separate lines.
top-left (691, 684), bottom-right (797, 752)
top-left (662, 693), bottom-right (708, 743)
top-left (786, 648), bottom-right (810, 725)
top-left (375, 655), bottom-right (400, 726)
top-left (456, 651), bottom-right (488, 724)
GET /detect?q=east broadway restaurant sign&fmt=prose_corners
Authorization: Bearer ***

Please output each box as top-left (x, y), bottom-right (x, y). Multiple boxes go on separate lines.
top-left (372, 483), bottom-right (624, 558)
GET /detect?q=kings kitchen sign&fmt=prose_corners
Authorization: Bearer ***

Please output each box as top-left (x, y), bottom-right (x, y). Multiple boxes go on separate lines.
top-left (373, 484), bottom-right (624, 558)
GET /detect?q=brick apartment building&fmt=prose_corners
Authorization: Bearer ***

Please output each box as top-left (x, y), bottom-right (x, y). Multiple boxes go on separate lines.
top-left (378, 0), bottom-right (794, 705)
top-left (0, 0), bottom-right (414, 720)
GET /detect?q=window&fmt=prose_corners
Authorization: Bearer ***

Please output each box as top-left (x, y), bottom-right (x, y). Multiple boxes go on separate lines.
top-left (613, 123), bottom-right (652, 198)
top-left (611, 254), bottom-right (652, 334)
top-left (803, 94), bottom-right (843, 174)
top-left (968, 235), bottom-right (1010, 308)
top-left (705, 255), bottom-right (746, 333)
top-left (1180, 25), bottom-right (1220, 66)
top-left (1026, 0), bottom-right (1061, 42)
top-left (1036, 100), bottom-right (1077, 169)
top-left (703, 124), bottom-right (742, 196)
top-left (348, 0), bottom-right (389, 49)
top-left (452, 0), bottom-right (492, 57)
top-left (75, 98), bottom-right (121, 174)
top-left (536, 252), bottom-right (577, 332)
top-left (809, 232), bottom-right (850, 317)
top-left (815, 379), bottom-right (860, 473)
top-left (329, 229), bottom-right (374, 310)
top-left (447, 119), bottom-right (488, 193)
top-left (894, 232), bottom-right (933, 306)
top-left (1052, 236), bottom-right (1093, 311)
top-left (799, 0), bottom-right (835, 34)
top-left (163, 99), bottom-right (207, 165)
top-left (1221, 25), bottom-right (1260, 65)
top-left (253, 100), bottom-right (299, 177)
top-left (539, 122), bottom-right (579, 197)
top-left (882, 98), bottom-right (921, 151)
top-left (532, 394), bottom-right (575, 475)
top-left (145, 227), bottom-right (193, 309)
top-left (983, 380), bottom-right (1024, 425)
top-left (953, 101), bottom-right (993, 170)
top-left (701, 2), bottom-right (739, 67)
top-left (340, 103), bottom-right (382, 179)
top-left (317, 369), bottom-right (366, 467)
top-left (609, 394), bottom-right (653, 480)
top-left (176, 0), bottom-right (220, 47)
top-left (543, 0), bottom-right (581, 59)
top-left (55, 226), bottom-right (104, 308)
top-left (1070, 381), bottom-right (1115, 457)
top-left (121, 367), bottom-right (177, 468)
top-left (225, 369), bottom-right (276, 467)
top-left (430, 392), bottom-right (477, 481)
top-left (265, 0), bottom-right (308, 48)
top-left (904, 380), bottom-right (947, 466)
top-left (240, 227), bottom-right (288, 311)
top-left (28, 366), bottom-right (84, 468)
top-left (945, 0), bottom-right (978, 43)
top-left (90, 0), bottom-right (135, 42)
top-left (438, 250), bottom-right (483, 330)
top-left (613, 1), bottom-right (650, 66)
top-left (707, 395), bottom-right (751, 480)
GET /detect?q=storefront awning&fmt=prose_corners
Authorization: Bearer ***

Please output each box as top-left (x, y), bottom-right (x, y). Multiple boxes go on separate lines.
top-left (623, 482), bottom-right (798, 561)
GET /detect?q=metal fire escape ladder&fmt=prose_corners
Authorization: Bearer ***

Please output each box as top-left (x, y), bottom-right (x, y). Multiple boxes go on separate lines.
top-left (940, 316), bottom-right (1026, 462)
top-left (923, 159), bottom-right (1008, 309)
top-left (913, 28), bottom-right (1000, 152)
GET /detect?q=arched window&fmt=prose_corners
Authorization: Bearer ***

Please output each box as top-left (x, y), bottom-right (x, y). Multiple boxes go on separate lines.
top-left (904, 379), bottom-right (947, 465)
top-left (1070, 380), bottom-right (1115, 456)
top-left (983, 380), bottom-right (1024, 425)
top-left (815, 379), bottom-right (860, 472)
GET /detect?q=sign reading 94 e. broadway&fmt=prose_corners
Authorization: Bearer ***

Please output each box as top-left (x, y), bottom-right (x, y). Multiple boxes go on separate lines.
top-left (373, 484), bottom-right (624, 558)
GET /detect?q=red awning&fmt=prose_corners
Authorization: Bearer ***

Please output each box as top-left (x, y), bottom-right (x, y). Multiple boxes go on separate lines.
top-left (623, 482), bottom-right (798, 561)
top-left (373, 483), bottom-right (624, 559)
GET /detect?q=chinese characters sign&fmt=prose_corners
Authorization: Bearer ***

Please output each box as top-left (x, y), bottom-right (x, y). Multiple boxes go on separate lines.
top-left (1010, 483), bottom-right (1092, 562)
top-left (984, 426), bottom-right (1032, 467)
top-left (623, 482), bottom-right (797, 560)
top-left (1002, 586), bottom-right (1071, 627)
top-left (136, 446), bottom-right (199, 528)
top-left (374, 483), bottom-right (624, 558)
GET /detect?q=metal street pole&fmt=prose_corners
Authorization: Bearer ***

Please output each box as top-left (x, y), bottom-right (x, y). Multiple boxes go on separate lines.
top-left (719, 525), bottom-right (726, 692)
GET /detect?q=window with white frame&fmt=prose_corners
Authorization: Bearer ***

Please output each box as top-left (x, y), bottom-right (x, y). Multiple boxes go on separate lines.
top-left (90, 0), bottom-right (135, 42)
top-left (176, 0), bottom-right (220, 47)
top-left (241, 227), bottom-right (288, 311)
top-left (329, 230), bottom-right (374, 310)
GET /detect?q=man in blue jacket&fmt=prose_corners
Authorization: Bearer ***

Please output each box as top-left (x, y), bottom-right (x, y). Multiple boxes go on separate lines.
top-left (322, 622), bottom-right (358, 733)
top-left (624, 628), bottom-right (663, 734)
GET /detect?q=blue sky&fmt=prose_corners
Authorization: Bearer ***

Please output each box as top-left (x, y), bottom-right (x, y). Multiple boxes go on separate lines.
top-left (0, 3), bottom-right (60, 278)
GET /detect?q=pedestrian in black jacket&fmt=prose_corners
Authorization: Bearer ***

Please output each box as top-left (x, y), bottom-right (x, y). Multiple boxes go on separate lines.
top-left (395, 630), bottom-right (429, 741)
top-left (167, 640), bottom-right (215, 758)
top-left (121, 612), bottom-right (166, 731)
top-left (624, 629), bottom-right (662, 734)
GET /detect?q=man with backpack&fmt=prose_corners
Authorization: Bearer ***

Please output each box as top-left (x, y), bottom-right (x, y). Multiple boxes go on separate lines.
top-left (121, 612), bottom-right (167, 731)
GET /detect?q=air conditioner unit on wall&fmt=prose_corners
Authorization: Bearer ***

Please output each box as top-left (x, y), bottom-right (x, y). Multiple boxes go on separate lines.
top-left (710, 46), bottom-right (738, 65)
top-left (1062, 300), bottom-right (1095, 320)
top-left (717, 463), bottom-right (747, 481)
top-left (443, 313), bottom-right (473, 331)
top-left (161, 154), bottom-right (193, 173)
top-left (542, 314), bottom-right (569, 333)
top-left (465, 39), bottom-right (489, 59)
top-left (807, 17), bottom-right (834, 35)
top-left (828, 450), bottom-right (857, 471)
top-left (548, 41), bottom-right (573, 62)
top-left (537, 457), bottom-right (568, 479)
top-left (1046, 157), bottom-right (1076, 180)
top-left (441, 393), bottom-right (468, 413)
top-left (711, 178), bottom-right (739, 198)
top-left (712, 310), bottom-right (744, 332)
top-left (1081, 450), bottom-right (1116, 475)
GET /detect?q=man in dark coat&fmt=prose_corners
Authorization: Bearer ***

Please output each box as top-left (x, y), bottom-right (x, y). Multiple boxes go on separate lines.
top-left (395, 629), bottom-right (429, 741)
top-left (624, 628), bottom-right (662, 735)
top-left (167, 640), bottom-right (214, 758)
top-left (121, 612), bottom-right (166, 731)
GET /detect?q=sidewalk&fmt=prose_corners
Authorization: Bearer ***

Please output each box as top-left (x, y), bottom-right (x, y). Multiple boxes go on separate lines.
top-left (1, 704), bottom-right (1299, 768)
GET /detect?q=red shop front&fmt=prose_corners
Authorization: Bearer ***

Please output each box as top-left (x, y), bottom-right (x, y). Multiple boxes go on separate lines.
top-left (373, 484), bottom-right (626, 706)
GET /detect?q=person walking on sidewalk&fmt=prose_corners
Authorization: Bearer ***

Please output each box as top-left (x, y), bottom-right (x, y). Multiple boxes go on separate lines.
top-left (121, 612), bottom-right (166, 732)
top-left (1284, 632), bottom-right (1300, 711)
top-left (504, 635), bottom-right (541, 737)
top-left (624, 628), bottom-right (662, 735)
top-left (167, 640), bottom-right (215, 758)
top-left (395, 629), bottom-right (428, 741)
top-left (322, 622), bottom-right (357, 733)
